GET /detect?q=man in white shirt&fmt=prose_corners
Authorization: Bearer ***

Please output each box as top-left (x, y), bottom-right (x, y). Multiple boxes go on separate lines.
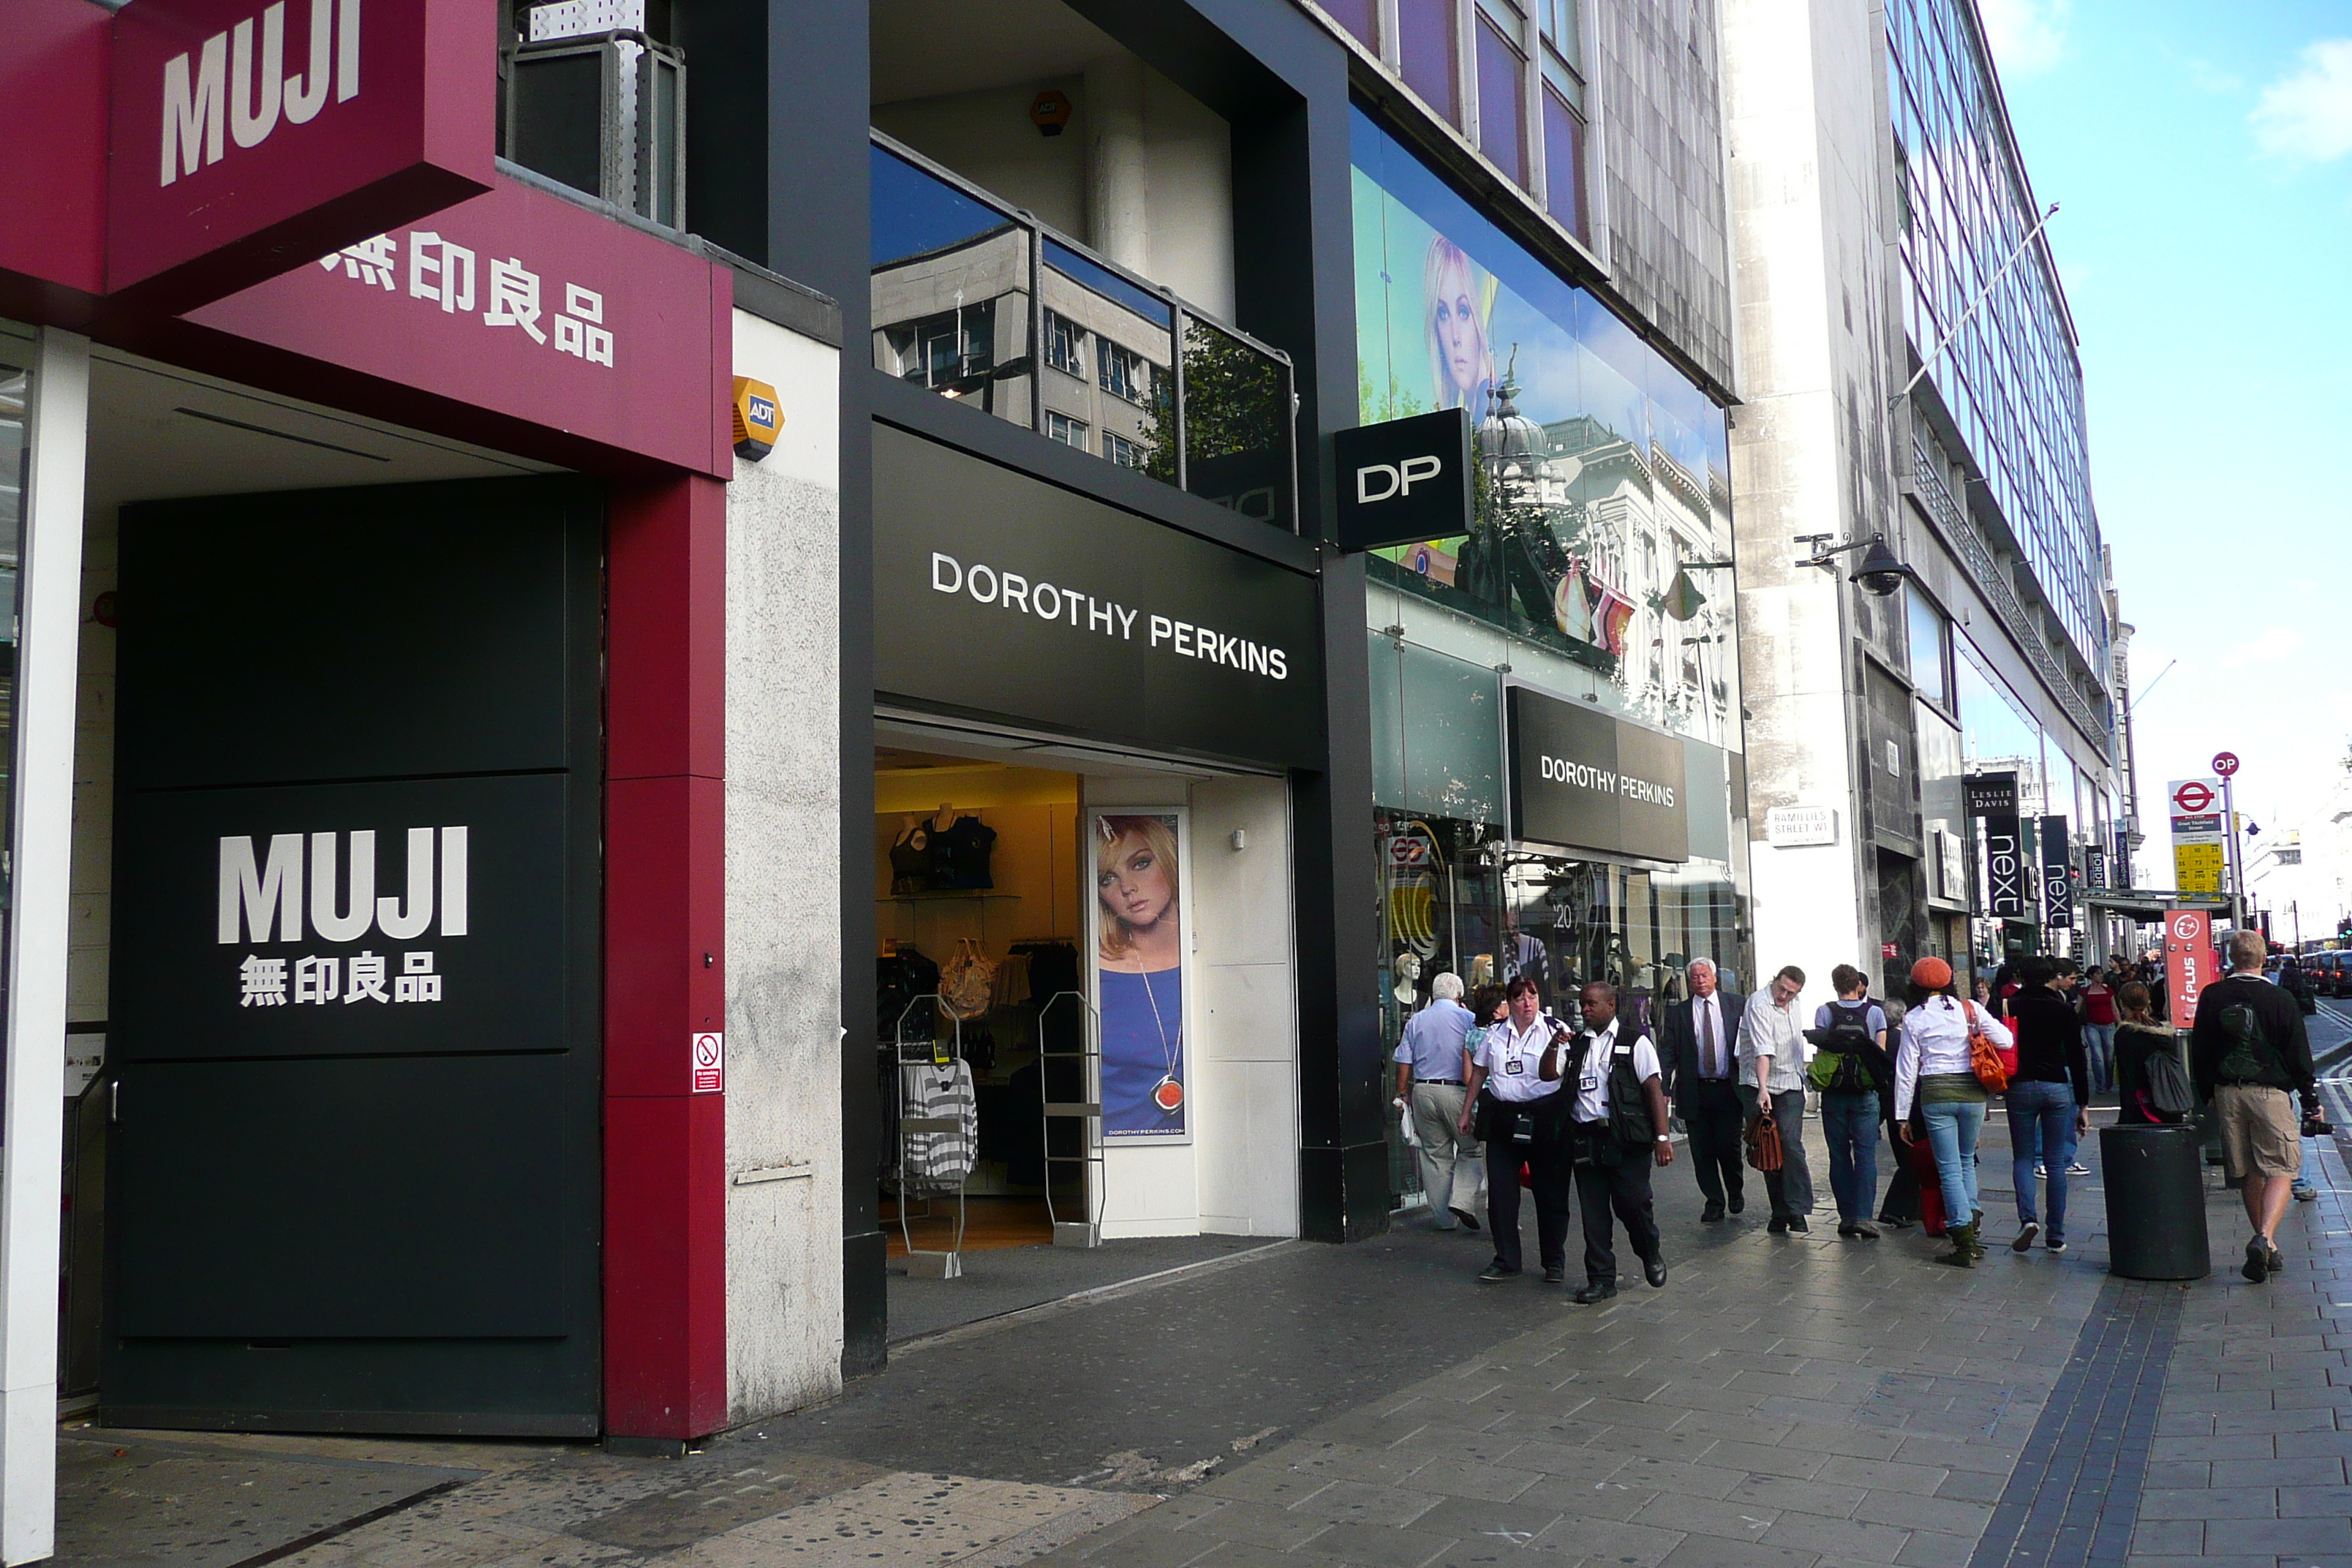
top-left (1459, 976), bottom-right (1575, 1283)
top-left (1737, 964), bottom-right (1817, 1233)
top-left (1563, 982), bottom-right (1675, 1303)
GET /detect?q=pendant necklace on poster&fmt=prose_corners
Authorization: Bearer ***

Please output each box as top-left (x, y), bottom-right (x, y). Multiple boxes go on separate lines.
top-left (1139, 966), bottom-right (1183, 1113)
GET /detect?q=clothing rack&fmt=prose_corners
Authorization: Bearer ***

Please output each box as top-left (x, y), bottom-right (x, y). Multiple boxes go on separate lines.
top-left (1036, 989), bottom-right (1105, 1248)
top-left (892, 995), bottom-right (969, 1279)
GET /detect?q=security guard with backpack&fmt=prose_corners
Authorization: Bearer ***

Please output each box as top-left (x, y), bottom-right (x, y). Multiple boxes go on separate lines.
top-left (1808, 964), bottom-right (1896, 1238)
top-left (1561, 981), bottom-right (1676, 1304)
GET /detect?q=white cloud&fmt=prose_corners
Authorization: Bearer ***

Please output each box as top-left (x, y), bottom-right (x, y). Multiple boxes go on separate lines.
top-left (2219, 625), bottom-right (2307, 670)
top-left (1978, 0), bottom-right (2071, 76)
top-left (2251, 39), bottom-right (2352, 164)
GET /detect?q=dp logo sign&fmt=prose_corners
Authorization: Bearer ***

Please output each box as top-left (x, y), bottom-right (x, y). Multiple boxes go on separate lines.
top-left (1333, 408), bottom-right (1474, 554)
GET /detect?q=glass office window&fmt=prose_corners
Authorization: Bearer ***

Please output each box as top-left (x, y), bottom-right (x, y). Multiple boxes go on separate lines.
top-left (1325, 0), bottom-right (1378, 50)
top-left (1475, 12), bottom-right (1529, 189)
top-left (1397, 0), bottom-right (1460, 126)
top-left (1906, 583), bottom-right (1949, 709)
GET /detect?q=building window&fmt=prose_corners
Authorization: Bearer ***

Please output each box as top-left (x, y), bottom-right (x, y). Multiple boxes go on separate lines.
top-left (1046, 411), bottom-right (1089, 448)
top-left (892, 299), bottom-right (997, 391)
top-left (1538, 0), bottom-right (1580, 72)
top-left (1540, 87), bottom-right (1587, 238)
top-left (1907, 584), bottom-right (1951, 711)
top-left (1043, 310), bottom-right (1086, 378)
top-left (1098, 341), bottom-right (1151, 404)
top-left (1475, 10), bottom-right (1529, 188)
top-left (1103, 431), bottom-right (1144, 468)
top-left (1397, 0), bottom-right (1460, 127)
top-left (1325, 0), bottom-right (1378, 50)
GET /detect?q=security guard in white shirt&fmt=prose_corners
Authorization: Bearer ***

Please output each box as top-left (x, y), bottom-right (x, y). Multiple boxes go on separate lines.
top-left (1563, 981), bottom-right (1675, 1304)
top-left (1459, 976), bottom-right (1576, 1283)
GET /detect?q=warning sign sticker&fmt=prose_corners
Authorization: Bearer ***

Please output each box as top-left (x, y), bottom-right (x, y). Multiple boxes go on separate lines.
top-left (691, 1031), bottom-right (724, 1094)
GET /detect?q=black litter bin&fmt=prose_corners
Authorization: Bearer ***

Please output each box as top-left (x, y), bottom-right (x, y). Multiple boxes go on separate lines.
top-left (2101, 1123), bottom-right (2210, 1280)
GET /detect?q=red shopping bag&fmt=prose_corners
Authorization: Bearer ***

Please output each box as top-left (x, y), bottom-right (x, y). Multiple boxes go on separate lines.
top-left (1910, 1136), bottom-right (1946, 1237)
top-left (1519, 1160), bottom-right (1533, 1189)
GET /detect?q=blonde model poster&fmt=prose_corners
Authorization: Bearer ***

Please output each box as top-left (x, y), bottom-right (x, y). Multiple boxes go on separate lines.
top-left (1090, 811), bottom-right (1190, 1141)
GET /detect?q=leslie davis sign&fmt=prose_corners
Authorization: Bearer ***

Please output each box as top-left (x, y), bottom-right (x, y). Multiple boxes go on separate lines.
top-left (108, 0), bottom-right (494, 308)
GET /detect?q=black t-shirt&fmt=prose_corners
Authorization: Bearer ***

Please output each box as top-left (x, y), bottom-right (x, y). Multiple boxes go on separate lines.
top-left (935, 815), bottom-right (998, 889)
top-left (2190, 974), bottom-right (2314, 1096)
top-left (2009, 987), bottom-right (2089, 1101)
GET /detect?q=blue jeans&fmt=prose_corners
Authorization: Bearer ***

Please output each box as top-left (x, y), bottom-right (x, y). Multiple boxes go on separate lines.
top-left (2008, 1080), bottom-right (2079, 1241)
top-left (1922, 1097), bottom-right (1986, 1227)
top-left (2083, 1025), bottom-right (2116, 1093)
top-left (1819, 1091), bottom-right (1881, 1224)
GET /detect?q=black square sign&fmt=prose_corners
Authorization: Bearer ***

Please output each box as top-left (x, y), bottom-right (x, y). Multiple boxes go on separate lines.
top-left (1333, 408), bottom-right (1474, 553)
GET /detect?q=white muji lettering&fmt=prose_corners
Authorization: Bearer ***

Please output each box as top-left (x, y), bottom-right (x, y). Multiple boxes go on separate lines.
top-left (1354, 453), bottom-right (1444, 505)
top-left (162, 0), bottom-right (356, 187)
top-left (219, 834), bottom-right (304, 943)
top-left (218, 826), bottom-right (470, 944)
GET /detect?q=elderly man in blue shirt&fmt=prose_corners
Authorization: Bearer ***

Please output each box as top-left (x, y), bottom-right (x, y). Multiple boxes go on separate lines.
top-left (1394, 971), bottom-right (1482, 1232)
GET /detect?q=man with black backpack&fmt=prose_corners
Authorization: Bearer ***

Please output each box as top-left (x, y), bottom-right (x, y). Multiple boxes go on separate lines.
top-left (1562, 981), bottom-right (1675, 1304)
top-left (2192, 929), bottom-right (2318, 1283)
top-left (1809, 965), bottom-right (1894, 1239)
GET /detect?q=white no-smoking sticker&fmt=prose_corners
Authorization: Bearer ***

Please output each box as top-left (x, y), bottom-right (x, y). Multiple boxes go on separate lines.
top-left (692, 1031), bottom-right (725, 1094)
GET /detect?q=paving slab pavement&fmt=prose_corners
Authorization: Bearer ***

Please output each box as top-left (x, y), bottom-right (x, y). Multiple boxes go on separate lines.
top-left (52, 1103), bottom-right (2352, 1568)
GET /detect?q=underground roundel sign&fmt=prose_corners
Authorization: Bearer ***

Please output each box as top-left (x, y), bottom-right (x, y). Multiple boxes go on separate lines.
top-left (691, 1031), bottom-right (724, 1093)
top-left (2171, 780), bottom-right (2215, 815)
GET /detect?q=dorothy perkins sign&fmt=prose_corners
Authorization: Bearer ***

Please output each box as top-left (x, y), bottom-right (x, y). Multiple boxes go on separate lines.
top-left (1506, 686), bottom-right (1689, 863)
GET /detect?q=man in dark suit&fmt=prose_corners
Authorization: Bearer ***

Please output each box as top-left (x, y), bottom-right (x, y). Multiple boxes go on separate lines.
top-left (1659, 957), bottom-right (1746, 1221)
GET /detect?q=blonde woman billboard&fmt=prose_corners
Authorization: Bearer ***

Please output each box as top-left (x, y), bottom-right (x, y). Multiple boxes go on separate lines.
top-left (1091, 812), bottom-right (1190, 1140)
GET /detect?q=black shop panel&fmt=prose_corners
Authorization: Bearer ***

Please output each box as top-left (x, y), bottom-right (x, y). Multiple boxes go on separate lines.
top-left (115, 478), bottom-right (599, 790)
top-left (113, 1053), bottom-right (572, 1339)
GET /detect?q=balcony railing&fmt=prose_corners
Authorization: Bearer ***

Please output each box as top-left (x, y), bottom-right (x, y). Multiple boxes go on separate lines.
top-left (870, 132), bottom-right (1299, 533)
top-left (1905, 437), bottom-right (2109, 758)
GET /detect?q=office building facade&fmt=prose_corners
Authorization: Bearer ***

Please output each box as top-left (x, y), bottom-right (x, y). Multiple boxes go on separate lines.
top-left (1723, 0), bottom-right (2117, 987)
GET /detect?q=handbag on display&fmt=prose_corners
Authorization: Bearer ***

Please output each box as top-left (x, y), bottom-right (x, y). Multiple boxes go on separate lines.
top-left (938, 938), bottom-right (998, 1022)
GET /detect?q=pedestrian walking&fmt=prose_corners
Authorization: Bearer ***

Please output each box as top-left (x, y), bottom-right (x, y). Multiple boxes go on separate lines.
top-left (1393, 971), bottom-right (1481, 1232)
top-left (1460, 976), bottom-right (1576, 1283)
top-left (1738, 965), bottom-right (1815, 1233)
top-left (2004, 956), bottom-right (2091, 1255)
top-left (1810, 964), bottom-right (1893, 1239)
top-left (1876, 976), bottom-right (1920, 1231)
top-left (2078, 967), bottom-right (2119, 1095)
top-left (2190, 930), bottom-right (2318, 1283)
top-left (1561, 981), bottom-right (1674, 1303)
top-left (1893, 957), bottom-right (2013, 1267)
top-left (1659, 957), bottom-right (1747, 1221)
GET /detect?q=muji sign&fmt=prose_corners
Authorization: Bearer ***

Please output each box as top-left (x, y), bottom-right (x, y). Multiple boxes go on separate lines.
top-left (109, 0), bottom-right (494, 307)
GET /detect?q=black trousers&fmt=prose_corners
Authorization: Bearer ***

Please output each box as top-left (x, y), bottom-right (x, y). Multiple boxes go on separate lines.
top-left (1573, 1128), bottom-right (1662, 1286)
top-left (1482, 1097), bottom-right (1573, 1275)
top-left (1679, 1078), bottom-right (1745, 1208)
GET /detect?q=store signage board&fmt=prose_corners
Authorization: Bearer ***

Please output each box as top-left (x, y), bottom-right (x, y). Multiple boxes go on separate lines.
top-left (1985, 812), bottom-right (2028, 919)
top-left (1333, 408), bottom-right (1474, 553)
top-left (108, 0), bottom-right (494, 308)
top-left (185, 173), bottom-right (729, 476)
top-left (2040, 814), bottom-right (2074, 928)
top-left (1763, 804), bottom-right (1838, 848)
top-left (1965, 772), bottom-right (2019, 817)
top-left (1505, 687), bottom-right (1689, 863)
top-left (872, 424), bottom-right (1322, 768)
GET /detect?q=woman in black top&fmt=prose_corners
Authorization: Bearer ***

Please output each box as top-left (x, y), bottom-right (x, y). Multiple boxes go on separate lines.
top-left (2003, 955), bottom-right (2092, 1253)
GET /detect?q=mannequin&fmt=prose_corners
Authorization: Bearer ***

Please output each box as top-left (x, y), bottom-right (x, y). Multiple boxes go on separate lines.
top-left (1392, 951), bottom-right (1423, 1010)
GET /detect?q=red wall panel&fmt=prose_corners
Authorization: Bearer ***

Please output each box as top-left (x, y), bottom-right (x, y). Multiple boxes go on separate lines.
top-left (603, 472), bottom-right (728, 1439)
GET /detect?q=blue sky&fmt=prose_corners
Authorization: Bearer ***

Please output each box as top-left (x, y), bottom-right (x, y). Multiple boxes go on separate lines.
top-left (1980, 0), bottom-right (2352, 915)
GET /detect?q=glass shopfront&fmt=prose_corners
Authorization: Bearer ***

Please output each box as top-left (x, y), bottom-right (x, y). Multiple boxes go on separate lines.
top-left (1349, 110), bottom-right (1749, 1205)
